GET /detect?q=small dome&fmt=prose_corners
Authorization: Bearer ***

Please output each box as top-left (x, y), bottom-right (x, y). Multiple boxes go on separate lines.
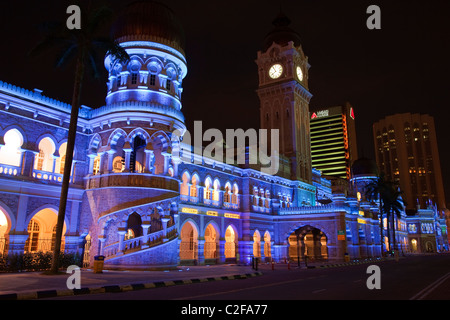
top-left (351, 157), bottom-right (379, 177)
top-left (262, 12), bottom-right (302, 52)
top-left (111, 0), bottom-right (185, 56)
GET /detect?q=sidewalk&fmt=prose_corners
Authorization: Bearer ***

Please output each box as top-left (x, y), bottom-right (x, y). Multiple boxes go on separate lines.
top-left (0, 264), bottom-right (261, 300)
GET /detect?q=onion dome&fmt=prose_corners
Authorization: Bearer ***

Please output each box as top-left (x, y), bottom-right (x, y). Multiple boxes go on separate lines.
top-left (351, 157), bottom-right (379, 177)
top-left (263, 12), bottom-right (302, 52)
top-left (111, 0), bottom-right (186, 56)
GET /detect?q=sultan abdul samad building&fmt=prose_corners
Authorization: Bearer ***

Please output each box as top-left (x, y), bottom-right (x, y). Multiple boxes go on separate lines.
top-left (0, 1), bottom-right (447, 268)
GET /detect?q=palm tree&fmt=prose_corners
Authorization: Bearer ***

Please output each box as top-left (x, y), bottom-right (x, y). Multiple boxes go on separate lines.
top-left (30, 1), bottom-right (129, 274)
top-left (364, 172), bottom-right (389, 256)
top-left (382, 184), bottom-right (406, 254)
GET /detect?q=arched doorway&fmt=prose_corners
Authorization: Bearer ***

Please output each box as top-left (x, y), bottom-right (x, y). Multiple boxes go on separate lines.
top-left (0, 207), bottom-right (10, 255)
top-left (204, 223), bottom-right (219, 263)
top-left (225, 225), bottom-right (238, 262)
top-left (179, 221), bottom-right (198, 265)
top-left (253, 230), bottom-right (261, 258)
top-left (25, 208), bottom-right (66, 253)
top-left (264, 231), bottom-right (271, 261)
top-left (288, 225), bottom-right (328, 263)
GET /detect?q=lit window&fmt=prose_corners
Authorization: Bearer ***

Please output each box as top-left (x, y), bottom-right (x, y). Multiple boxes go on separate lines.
top-left (0, 129), bottom-right (23, 167)
top-left (34, 137), bottom-right (55, 172)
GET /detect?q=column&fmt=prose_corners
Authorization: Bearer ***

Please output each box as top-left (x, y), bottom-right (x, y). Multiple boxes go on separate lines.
top-left (106, 149), bottom-right (116, 173)
top-left (98, 235), bottom-right (106, 256)
top-left (117, 228), bottom-right (126, 255)
top-left (161, 217), bottom-right (170, 241)
top-left (123, 142), bottom-right (133, 172)
top-left (144, 148), bottom-right (154, 173)
top-left (87, 153), bottom-right (97, 175)
top-left (197, 239), bottom-right (205, 265)
top-left (141, 222), bottom-right (151, 248)
top-left (219, 240), bottom-right (226, 263)
top-left (161, 152), bottom-right (171, 175)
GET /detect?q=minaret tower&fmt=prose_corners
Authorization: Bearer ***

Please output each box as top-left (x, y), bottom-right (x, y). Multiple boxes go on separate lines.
top-left (255, 12), bottom-right (313, 183)
top-left (103, 0), bottom-right (187, 139)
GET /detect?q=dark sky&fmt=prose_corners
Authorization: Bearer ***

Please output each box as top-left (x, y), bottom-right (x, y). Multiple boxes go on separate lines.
top-left (1, 0), bottom-right (450, 205)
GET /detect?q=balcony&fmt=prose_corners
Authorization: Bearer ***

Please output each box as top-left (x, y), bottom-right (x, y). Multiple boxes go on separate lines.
top-left (84, 172), bottom-right (179, 192)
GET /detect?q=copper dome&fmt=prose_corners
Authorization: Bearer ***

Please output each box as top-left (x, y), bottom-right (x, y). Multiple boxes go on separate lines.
top-left (111, 1), bottom-right (186, 56)
top-left (262, 12), bottom-right (302, 52)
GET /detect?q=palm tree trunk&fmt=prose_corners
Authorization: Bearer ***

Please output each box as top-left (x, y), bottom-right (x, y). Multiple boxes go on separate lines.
top-left (50, 49), bottom-right (86, 274)
top-left (392, 212), bottom-right (397, 253)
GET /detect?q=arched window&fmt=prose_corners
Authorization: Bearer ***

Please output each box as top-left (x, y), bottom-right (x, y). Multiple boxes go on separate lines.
top-left (35, 137), bottom-right (55, 172)
top-left (212, 179), bottom-right (220, 201)
top-left (113, 156), bottom-right (124, 173)
top-left (0, 129), bottom-right (24, 167)
top-left (55, 142), bottom-right (67, 174)
top-left (204, 177), bottom-right (212, 200)
top-left (224, 182), bottom-right (231, 203)
top-left (93, 155), bottom-right (101, 175)
top-left (180, 172), bottom-right (190, 196)
top-left (232, 183), bottom-right (239, 205)
top-left (190, 174), bottom-right (199, 198)
top-left (25, 219), bottom-right (40, 252)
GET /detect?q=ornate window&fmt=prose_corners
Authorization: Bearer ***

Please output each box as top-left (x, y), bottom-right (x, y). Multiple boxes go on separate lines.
top-left (25, 219), bottom-right (40, 252)
top-left (0, 129), bottom-right (23, 167)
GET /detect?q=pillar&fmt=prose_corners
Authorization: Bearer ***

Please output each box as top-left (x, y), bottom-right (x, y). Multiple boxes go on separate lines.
top-left (144, 148), bottom-right (154, 173)
top-left (117, 229), bottom-right (126, 255)
top-left (141, 222), bottom-right (151, 248)
top-left (161, 151), bottom-right (171, 175)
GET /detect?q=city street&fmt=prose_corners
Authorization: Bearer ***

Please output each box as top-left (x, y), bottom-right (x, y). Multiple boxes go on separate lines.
top-left (47, 254), bottom-right (450, 301)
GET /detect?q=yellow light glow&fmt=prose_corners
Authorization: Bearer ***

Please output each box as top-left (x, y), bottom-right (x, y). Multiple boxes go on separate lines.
top-left (224, 213), bottom-right (240, 219)
top-left (181, 207), bottom-right (198, 214)
top-left (206, 211), bottom-right (218, 216)
top-left (357, 218), bottom-right (366, 224)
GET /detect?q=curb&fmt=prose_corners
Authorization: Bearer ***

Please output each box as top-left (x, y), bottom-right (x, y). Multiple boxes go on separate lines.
top-left (0, 272), bottom-right (263, 300)
top-left (318, 257), bottom-right (388, 269)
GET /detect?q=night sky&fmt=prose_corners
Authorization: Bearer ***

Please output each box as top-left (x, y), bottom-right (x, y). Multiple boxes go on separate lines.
top-left (1, 0), bottom-right (449, 206)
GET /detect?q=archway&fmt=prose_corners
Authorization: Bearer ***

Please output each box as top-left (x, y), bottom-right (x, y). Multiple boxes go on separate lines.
top-left (0, 207), bottom-right (9, 255)
top-left (288, 225), bottom-right (328, 263)
top-left (204, 223), bottom-right (219, 262)
top-left (253, 230), bottom-right (261, 258)
top-left (179, 221), bottom-right (198, 264)
top-left (25, 208), bottom-right (66, 253)
top-left (225, 225), bottom-right (238, 261)
top-left (264, 231), bottom-right (271, 261)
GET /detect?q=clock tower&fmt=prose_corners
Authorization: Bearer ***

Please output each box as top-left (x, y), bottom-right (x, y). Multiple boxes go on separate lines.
top-left (256, 12), bottom-right (313, 183)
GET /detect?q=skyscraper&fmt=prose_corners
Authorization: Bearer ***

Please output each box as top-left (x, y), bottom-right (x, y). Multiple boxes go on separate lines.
top-left (373, 113), bottom-right (447, 215)
top-left (309, 103), bottom-right (358, 180)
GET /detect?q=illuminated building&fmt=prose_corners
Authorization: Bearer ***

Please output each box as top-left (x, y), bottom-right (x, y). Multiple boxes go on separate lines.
top-left (373, 114), bottom-right (448, 224)
top-left (0, 2), bottom-right (446, 267)
top-left (310, 103), bottom-right (358, 180)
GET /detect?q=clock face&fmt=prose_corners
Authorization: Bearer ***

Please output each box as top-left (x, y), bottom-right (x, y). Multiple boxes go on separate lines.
top-left (296, 66), bottom-right (303, 81)
top-left (269, 64), bottom-right (283, 79)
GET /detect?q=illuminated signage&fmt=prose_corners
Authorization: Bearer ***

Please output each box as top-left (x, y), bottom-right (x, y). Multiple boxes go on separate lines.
top-left (206, 211), bottom-right (218, 216)
top-left (224, 213), bottom-right (240, 219)
top-left (311, 110), bottom-right (329, 119)
top-left (350, 107), bottom-right (355, 119)
top-left (357, 218), bottom-right (366, 224)
top-left (337, 230), bottom-right (345, 240)
top-left (181, 207), bottom-right (198, 214)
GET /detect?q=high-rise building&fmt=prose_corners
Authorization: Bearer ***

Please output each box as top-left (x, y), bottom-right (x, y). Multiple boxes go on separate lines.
top-left (309, 103), bottom-right (358, 180)
top-left (373, 113), bottom-right (447, 215)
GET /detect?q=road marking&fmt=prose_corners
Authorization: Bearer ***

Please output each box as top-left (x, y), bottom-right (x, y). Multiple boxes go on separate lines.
top-left (409, 272), bottom-right (450, 300)
top-left (174, 275), bottom-right (327, 300)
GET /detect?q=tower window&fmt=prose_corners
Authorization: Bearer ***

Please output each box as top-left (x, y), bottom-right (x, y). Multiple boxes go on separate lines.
top-left (150, 74), bottom-right (156, 86)
top-left (166, 79), bottom-right (171, 91)
top-left (131, 73), bottom-right (138, 85)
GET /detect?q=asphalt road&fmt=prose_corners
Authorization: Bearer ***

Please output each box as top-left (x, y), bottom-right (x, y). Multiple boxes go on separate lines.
top-left (46, 254), bottom-right (450, 302)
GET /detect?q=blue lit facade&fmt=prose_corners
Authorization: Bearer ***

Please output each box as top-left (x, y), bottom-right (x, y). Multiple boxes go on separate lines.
top-left (0, 2), bottom-right (447, 268)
